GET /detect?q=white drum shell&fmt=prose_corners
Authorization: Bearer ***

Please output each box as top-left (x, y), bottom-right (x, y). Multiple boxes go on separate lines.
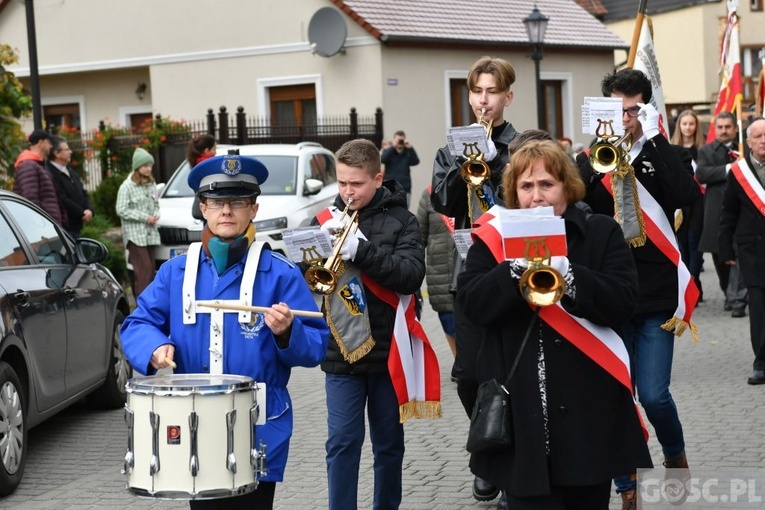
top-left (125, 374), bottom-right (259, 499)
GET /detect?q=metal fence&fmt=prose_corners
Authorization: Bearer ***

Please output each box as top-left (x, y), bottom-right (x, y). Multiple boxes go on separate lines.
top-left (65, 107), bottom-right (384, 191)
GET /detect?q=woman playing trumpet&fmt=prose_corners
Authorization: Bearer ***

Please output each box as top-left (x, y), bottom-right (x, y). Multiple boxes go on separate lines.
top-left (457, 140), bottom-right (651, 509)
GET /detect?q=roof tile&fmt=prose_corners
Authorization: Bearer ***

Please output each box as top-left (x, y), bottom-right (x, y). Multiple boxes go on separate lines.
top-left (335, 0), bottom-right (627, 49)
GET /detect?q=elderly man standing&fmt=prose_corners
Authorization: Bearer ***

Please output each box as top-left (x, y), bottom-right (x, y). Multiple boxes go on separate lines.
top-left (13, 129), bottom-right (67, 225)
top-left (47, 136), bottom-right (94, 239)
top-left (719, 118), bottom-right (765, 385)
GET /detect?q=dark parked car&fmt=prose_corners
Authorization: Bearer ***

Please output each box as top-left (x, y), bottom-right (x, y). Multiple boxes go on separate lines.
top-left (0, 190), bottom-right (132, 495)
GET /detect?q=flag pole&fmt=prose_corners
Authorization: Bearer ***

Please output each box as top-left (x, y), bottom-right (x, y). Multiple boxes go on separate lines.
top-left (627, 0), bottom-right (649, 67)
top-left (735, 94), bottom-right (745, 157)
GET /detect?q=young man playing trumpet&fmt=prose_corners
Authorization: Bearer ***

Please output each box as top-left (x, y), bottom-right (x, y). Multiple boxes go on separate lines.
top-left (432, 55), bottom-right (520, 507)
top-left (121, 153), bottom-right (329, 509)
top-left (309, 139), bottom-right (431, 510)
top-left (576, 68), bottom-right (700, 510)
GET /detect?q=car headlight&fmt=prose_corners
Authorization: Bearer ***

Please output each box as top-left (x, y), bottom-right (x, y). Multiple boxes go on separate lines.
top-left (254, 217), bottom-right (288, 232)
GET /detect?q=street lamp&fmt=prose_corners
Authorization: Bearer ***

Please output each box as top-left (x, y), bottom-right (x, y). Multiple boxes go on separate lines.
top-left (523, 6), bottom-right (550, 130)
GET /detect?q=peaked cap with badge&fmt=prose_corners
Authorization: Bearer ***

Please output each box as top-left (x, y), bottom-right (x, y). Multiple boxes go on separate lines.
top-left (188, 154), bottom-right (269, 198)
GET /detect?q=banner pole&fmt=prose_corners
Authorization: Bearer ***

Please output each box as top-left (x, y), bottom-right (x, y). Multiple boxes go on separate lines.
top-left (627, 0), bottom-right (648, 67)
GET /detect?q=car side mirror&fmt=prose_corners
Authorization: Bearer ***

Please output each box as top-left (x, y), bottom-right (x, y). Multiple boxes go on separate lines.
top-left (304, 178), bottom-right (323, 196)
top-left (76, 238), bottom-right (108, 264)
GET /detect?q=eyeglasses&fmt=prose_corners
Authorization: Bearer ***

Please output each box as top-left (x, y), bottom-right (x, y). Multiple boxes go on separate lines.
top-left (622, 106), bottom-right (641, 118)
top-left (203, 198), bottom-right (252, 209)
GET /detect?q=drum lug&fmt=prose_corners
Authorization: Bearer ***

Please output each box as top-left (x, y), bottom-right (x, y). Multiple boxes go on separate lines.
top-left (122, 405), bottom-right (134, 475)
top-left (226, 409), bottom-right (237, 474)
top-left (189, 411), bottom-right (199, 477)
top-left (149, 411), bottom-right (161, 476)
top-left (255, 441), bottom-right (268, 479)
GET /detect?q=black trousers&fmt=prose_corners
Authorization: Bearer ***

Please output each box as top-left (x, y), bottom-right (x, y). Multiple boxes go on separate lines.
top-left (748, 287), bottom-right (765, 371)
top-left (505, 481), bottom-right (612, 510)
top-left (189, 482), bottom-right (275, 510)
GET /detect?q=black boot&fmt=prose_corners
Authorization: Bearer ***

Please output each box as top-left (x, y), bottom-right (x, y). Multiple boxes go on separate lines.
top-left (472, 476), bottom-right (499, 501)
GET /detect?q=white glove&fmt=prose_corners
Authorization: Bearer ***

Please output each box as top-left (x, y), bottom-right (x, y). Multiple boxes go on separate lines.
top-left (339, 233), bottom-right (360, 262)
top-left (320, 218), bottom-right (346, 242)
top-left (550, 256), bottom-right (576, 300)
top-left (470, 122), bottom-right (498, 161)
top-left (509, 258), bottom-right (530, 280)
top-left (484, 137), bottom-right (498, 162)
top-left (549, 256), bottom-right (569, 276)
top-left (637, 102), bottom-right (660, 140)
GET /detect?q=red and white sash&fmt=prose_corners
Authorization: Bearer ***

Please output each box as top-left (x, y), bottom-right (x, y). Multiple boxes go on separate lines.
top-left (472, 214), bottom-right (648, 440)
top-left (318, 206), bottom-right (442, 423)
top-left (601, 176), bottom-right (700, 342)
top-left (730, 159), bottom-right (765, 216)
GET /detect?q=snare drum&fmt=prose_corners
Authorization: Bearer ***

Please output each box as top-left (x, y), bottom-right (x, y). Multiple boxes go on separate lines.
top-left (124, 374), bottom-right (267, 499)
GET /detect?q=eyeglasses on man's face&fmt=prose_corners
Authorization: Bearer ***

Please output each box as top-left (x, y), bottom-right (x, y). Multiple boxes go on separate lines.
top-left (203, 198), bottom-right (252, 209)
top-left (622, 106), bottom-right (641, 118)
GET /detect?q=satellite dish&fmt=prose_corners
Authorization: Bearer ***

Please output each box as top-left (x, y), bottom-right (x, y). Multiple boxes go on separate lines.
top-left (308, 7), bottom-right (347, 57)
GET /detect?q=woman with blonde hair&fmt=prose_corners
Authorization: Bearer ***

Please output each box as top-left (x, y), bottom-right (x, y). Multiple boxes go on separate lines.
top-left (670, 109), bottom-right (705, 302)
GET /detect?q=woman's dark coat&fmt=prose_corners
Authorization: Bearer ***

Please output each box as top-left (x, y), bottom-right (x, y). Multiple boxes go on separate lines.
top-left (457, 205), bottom-right (652, 497)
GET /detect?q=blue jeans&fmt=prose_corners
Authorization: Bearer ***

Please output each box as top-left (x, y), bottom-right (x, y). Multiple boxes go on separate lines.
top-left (325, 373), bottom-right (405, 510)
top-left (615, 312), bottom-right (685, 493)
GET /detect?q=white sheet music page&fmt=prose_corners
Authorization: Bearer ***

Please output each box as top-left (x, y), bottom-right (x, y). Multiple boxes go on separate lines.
top-left (446, 125), bottom-right (490, 157)
top-left (281, 227), bottom-right (334, 264)
top-left (581, 97), bottom-right (624, 137)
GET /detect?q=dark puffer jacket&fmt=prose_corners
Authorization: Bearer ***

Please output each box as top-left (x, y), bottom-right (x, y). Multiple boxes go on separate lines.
top-left (318, 180), bottom-right (426, 375)
top-left (415, 187), bottom-right (454, 313)
top-left (13, 151), bottom-right (67, 225)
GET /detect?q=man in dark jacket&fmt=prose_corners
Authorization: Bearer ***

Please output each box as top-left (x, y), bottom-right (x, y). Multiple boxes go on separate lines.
top-left (697, 112), bottom-right (748, 317)
top-left (47, 136), bottom-right (94, 239)
top-left (719, 118), bottom-right (765, 385)
top-left (13, 129), bottom-right (67, 225)
top-left (311, 139), bottom-right (428, 510)
top-left (431, 55), bottom-right (519, 507)
top-left (577, 68), bottom-right (701, 509)
top-left (381, 130), bottom-right (419, 206)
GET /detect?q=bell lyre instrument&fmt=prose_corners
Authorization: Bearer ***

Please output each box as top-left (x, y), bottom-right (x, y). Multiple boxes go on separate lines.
top-left (459, 108), bottom-right (494, 186)
top-left (589, 119), bottom-right (633, 174)
top-left (518, 237), bottom-right (566, 307)
top-left (304, 198), bottom-right (359, 295)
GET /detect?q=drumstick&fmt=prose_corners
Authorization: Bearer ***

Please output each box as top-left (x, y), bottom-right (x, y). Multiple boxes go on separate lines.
top-left (195, 301), bottom-right (324, 318)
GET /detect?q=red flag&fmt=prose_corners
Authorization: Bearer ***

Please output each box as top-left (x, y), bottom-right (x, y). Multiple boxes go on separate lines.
top-left (707, 3), bottom-right (743, 142)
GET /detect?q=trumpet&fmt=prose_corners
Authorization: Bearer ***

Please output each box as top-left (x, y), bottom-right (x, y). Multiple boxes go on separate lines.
top-left (305, 199), bottom-right (358, 295)
top-left (519, 260), bottom-right (566, 307)
top-left (459, 108), bottom-right (494, 186)
top-left (589, 120), bottom-right (633, 174)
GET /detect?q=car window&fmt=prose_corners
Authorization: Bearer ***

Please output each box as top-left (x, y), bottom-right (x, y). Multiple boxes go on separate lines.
top-left (3, 201), bottom-right (73, 265)
top-left (306, 154), bottom-right (337, 185)
top-left (161, 155), bottom-right (298, 197)
top-left (0, 212), bottom-right (29, 267)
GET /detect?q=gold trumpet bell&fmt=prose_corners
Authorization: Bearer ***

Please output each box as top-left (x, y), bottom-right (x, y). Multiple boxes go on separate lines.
top-left (519, 262), bottom-right (566, 307)
top-left (305, 266), bottom-right (338, 295)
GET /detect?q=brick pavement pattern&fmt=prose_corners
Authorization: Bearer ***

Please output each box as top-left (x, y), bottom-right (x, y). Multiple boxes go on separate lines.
top-left (0, 255), bottom-right (760, 509)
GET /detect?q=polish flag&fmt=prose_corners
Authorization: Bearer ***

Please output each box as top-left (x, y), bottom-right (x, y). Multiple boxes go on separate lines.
top-left (707, 2), bottom-right (743, 142)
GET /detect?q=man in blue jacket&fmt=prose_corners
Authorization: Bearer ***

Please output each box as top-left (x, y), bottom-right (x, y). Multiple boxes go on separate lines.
top-left (121, 153), bottom-right (329, 510)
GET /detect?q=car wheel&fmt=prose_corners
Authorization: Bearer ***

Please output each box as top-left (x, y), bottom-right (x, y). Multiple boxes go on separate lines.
top-left (88, 311), bottom-right (133, 409)
top-left (0, 361), bottom-right (26, 496)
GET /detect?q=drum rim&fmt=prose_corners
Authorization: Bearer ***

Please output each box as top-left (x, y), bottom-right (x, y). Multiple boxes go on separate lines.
top-left (126, 373), bottom-right (255, 394)
top-left (127, 481), bottom-right (259, 500)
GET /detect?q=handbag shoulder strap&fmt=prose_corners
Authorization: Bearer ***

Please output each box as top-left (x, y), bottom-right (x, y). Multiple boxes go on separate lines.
top-left (503, 307), bottom-right (541, 387)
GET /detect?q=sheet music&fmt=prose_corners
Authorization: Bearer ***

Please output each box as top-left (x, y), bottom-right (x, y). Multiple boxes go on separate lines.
top-left (281, 227), bottom-right (334, 264)
top-left (581, 97), bottom-right (624, 136)
top-left (446, 125), bottom-right (490, 157)
top-left (453, 229), bottom-right (474, 260)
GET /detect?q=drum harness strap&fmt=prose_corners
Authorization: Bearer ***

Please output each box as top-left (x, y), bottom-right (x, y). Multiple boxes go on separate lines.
top-left (182, 241), bottom-right (264, 375)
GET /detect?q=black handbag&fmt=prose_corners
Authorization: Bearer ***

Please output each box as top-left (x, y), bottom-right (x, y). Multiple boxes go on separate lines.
top-left (466, 309), bottom-right (539, 454)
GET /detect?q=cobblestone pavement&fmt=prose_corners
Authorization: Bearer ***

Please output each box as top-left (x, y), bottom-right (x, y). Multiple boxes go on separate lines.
top-left (1, 255), bottom-right (762, 509)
